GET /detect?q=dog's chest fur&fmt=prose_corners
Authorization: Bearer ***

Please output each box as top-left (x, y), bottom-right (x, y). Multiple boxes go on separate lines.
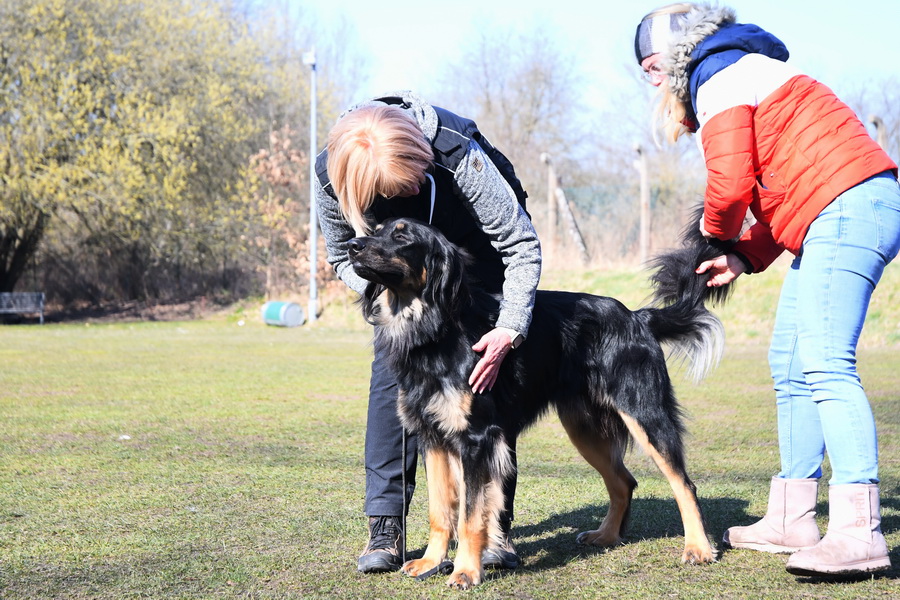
top-left (374, 292), bottom-right (428, 339)
top-left (375, 292), bottom-right (481, 446)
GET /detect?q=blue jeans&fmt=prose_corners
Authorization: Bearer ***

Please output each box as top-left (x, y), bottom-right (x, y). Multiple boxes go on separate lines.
top-left (769, 172), bottom-right (900, 485)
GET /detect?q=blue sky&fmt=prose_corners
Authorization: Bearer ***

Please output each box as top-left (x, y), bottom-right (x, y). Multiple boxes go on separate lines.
top-left (311, 0), bottom-right (894, 108)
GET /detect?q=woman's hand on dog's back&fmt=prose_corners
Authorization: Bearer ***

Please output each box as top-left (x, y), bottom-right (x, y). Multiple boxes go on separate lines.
top-left (468, 328), bottom-right (515, 394)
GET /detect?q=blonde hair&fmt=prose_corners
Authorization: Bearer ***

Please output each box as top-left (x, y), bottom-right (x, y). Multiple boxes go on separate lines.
top-left (326, 105), bottom-right (434, 234)
top-left (652, 85), bottom-right (693, 145)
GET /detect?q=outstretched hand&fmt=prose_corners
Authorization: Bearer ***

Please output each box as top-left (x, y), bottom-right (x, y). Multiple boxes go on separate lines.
top-left (695, 254), bottom-right (746, 287)
top-left (468, 328), bottom-right (514, 394)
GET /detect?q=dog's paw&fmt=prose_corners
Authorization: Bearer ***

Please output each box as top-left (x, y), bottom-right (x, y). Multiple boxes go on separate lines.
top-left (681, 542), bottom-right (717, 565)
top-left (447, 568), bottom-right (481, 590)
top-left (576, 528), bottom-right (621, 547)
top-left (402, 558), bottom-right (442, 578)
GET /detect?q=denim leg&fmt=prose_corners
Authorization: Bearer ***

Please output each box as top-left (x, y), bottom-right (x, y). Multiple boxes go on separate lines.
top-left (795, 174), bottom-right (900, 485)
top-left (770, 259), bottom-right (825, 479)
top-left (364, 332), bottom-right (418, 517)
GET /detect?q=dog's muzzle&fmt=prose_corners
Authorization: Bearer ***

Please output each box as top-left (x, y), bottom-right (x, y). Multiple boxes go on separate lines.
top-left (348, 238), bottom-right (367, 258)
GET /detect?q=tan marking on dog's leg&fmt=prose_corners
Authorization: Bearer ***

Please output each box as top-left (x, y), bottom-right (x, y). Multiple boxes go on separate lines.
top-left (447, 478), bottom-right (503, 590)
top-left (559, 418), bottom-right (636, 547)
top-left (618, 411), bottom-right (715, 564)
top-left (401, 449), bottom-right (460, 578)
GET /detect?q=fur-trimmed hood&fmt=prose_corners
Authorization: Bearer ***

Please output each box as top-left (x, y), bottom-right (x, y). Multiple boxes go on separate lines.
top-left (659, 4), bottom-right (790, 105)
top-left (664, 4), bottom-right (736, 102)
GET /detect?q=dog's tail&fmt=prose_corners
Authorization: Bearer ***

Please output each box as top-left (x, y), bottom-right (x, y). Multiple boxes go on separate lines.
top-left (643, 211), bottom-right (735, 382)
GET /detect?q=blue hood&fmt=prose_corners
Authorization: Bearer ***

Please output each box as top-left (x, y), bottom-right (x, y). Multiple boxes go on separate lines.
top-left (688, 23), bottom-right (789, 107)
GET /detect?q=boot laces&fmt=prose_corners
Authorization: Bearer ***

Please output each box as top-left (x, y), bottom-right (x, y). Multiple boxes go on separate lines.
top-left (368, 516), bottom-right (403, 551)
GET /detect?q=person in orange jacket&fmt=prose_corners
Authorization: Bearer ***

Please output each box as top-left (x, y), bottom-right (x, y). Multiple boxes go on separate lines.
top-left (635, 2), bottom-right (899, 577)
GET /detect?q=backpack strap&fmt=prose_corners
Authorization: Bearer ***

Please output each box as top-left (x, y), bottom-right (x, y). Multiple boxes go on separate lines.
top-left (315, 149), bottom-right (335, 199)
top-left (431, 106), bottom-right (529, 212)
top-left (430, 106), bottom-right (476, 173)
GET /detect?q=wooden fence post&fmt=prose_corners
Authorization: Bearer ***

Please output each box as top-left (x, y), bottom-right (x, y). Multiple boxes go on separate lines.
top-left (633, 144), bottom-right (650, 264)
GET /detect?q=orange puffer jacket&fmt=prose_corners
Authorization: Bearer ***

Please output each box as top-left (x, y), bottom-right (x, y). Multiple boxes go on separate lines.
top-left (696, 55), bottom-right (897, 272)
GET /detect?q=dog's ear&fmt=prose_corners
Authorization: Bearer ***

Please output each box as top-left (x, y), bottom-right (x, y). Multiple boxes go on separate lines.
top-left (423, 234), bottom-right (467, 316)
top-left (359, 282), bottom-right (385, 324)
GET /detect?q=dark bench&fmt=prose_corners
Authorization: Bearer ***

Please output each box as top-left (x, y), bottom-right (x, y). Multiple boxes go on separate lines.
top-left (0, 292), bottom-right (45, 324)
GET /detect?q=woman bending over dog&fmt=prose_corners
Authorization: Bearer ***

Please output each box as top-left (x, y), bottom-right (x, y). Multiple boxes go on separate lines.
top-left (634, 1), bottom-right (899, 577)
top-left (314, 91), bottom-right (541, 574)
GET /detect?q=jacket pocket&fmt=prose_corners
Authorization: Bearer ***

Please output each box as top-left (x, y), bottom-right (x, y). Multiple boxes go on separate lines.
top-left (754, 168), bottom-right (786, 225)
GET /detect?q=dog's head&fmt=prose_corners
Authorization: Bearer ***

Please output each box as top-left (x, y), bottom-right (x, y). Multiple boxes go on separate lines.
top-left (349, 218), bottom-right (469, 324)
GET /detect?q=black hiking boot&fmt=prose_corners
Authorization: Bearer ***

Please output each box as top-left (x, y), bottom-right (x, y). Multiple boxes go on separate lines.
top-left (482, 520), bottom-right (520, 569)
top-left (357, 516), bottom-right (404, 573)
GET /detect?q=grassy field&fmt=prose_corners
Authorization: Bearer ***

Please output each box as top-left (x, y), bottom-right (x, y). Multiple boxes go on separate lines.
top-left (1, 262), bottom-right (899, 599)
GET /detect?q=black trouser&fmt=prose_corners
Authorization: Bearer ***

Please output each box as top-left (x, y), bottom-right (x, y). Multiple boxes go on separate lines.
top-left (364, 332), bottom-right (517, 522)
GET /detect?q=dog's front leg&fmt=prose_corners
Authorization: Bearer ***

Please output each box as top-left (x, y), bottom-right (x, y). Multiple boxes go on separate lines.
top-left (401, 448), bottom-right (460, 578)
top-left (447, 478), bottom-right (489, 590)
top-left (448, 448), bottom-right (509, 588)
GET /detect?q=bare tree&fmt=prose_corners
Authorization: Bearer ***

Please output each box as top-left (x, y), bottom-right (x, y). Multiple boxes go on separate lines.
top-left (844, 75), bottom-right (900, 164)
top-left (428, 21), bottom-right (589, 263)
top-left (433, 35), bottom-right (708, 267)
top-left (433, 27), bottom-right (581, 184)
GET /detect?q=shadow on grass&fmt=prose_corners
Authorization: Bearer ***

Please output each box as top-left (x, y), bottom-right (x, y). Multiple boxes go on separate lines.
top-left (408, 493), bottom-right (900, 583)
top-left (403, 496), bottom-right (751, 571)
top-left (500, 496), bottom-right (748, 572)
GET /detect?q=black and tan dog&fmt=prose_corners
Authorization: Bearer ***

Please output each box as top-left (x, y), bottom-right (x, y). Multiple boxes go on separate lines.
top-left (348, 217), bottom-right (731, 589)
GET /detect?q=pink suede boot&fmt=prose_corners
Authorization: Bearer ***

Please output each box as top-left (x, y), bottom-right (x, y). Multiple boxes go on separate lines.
top-left (786, 483), bottom-right (891, 576)
top-left (723, 477), bottom-right (821, 554)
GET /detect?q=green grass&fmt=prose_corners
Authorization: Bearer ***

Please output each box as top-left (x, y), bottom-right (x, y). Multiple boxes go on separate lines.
top-left (1, 264), bottom-right (899, 599)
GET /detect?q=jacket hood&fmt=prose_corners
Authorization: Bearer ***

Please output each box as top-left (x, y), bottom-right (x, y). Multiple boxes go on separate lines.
top-left (665, 5), bottom-right (789, 103)
top-left (663, 4), bottom-right (736, 101)
top-left (340, 90), bottom-right (439, 142)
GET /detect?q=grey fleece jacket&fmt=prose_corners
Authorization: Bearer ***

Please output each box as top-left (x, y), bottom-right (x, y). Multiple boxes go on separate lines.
top-left (315, 90), bottom-right (541, 337)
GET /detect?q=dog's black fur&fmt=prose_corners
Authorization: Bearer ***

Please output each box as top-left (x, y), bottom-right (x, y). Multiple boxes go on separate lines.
top-left (348, 216), bottom-right (732, 589)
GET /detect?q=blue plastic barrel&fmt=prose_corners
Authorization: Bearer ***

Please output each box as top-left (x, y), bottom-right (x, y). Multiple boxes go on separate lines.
top-left (261, 301), bottom-right (305, 327)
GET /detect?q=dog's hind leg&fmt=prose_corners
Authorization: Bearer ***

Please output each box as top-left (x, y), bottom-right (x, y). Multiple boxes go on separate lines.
top-left (558, 415), bottom-right (638, 547)
top-left (617, 411), bottom-right (716, 564)
top-left (401, 448), bottom-right (460, 579)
